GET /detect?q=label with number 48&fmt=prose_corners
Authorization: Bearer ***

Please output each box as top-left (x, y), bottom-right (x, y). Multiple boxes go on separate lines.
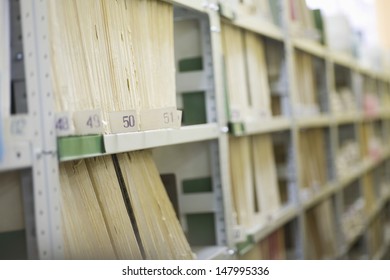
top-left (55, 112), bottom-right (74, 136)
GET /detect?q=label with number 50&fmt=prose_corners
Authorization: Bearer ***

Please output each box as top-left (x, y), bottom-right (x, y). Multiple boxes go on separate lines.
top-left (109, 110), bottom-right (138, 133)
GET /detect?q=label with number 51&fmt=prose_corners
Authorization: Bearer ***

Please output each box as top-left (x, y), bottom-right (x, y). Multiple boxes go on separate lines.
top-left (109, 110), bottom-right (138, 133)
top-left (140, 107), bottom-right (181, 131)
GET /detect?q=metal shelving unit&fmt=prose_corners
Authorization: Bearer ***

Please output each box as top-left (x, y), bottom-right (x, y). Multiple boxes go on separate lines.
top-left (218, 0), bottom-right (390, 260)
top-left (1, 0), bottom-right (389, 260)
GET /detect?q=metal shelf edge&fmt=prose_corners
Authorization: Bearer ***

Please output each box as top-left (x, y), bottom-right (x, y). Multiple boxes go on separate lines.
top-left (231, 17), bottom-right (284, 41)
top-left (247, 205), bottom-right (299, 243)
top-left (104, 123), bottom-right (220, 154)
top-left (194, 246), bottom-right (233, 260)
top-left (296, 115), bottom-right (331, 129)
top-left (171, 0), bottom-right (207, 12)
top-left (292, 38), bottom-right (327, 58)
top-left (59, 124), bottom-right (220, 161)
top-left (302, 182), bottom-right (338, 210)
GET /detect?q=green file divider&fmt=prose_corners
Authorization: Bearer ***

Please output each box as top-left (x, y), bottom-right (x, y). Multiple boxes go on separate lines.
top-left (237, 235), bottom-right (255, 256)
top-left (182, 177), bottom-right (212, 194)
top-left (313, 9), bottom-right (325, 45)
top-left (186, 213), bottom-right (216, 246)
top-left (58, 134), bottom-right (105, 160)
top-left (228, 122), bottom-right (245, 136)
top-left (182, 91), bottom-right (207, 125)
top-left (178, 57), bottom-right (203, 72)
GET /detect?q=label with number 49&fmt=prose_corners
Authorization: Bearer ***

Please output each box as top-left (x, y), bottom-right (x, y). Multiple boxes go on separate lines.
top-left (73, 109), bottom-right (104, 135)
top-left (109, 110), bottom-right (138, 133)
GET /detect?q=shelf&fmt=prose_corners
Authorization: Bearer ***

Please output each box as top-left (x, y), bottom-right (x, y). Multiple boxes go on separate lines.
top-left (302, 182), bottom-right (338, 210)
top-left (361, 111), bottom-right (383, 122)
top-left (104, 123), bottom-right (220, 153)
top-left (193, 246), bottom-right (233, 260)
top-left (329, 51), bottom-right (357, 70)
top-left (230, 117), bottom-right (291, 136)
top-left (337, 149), bottom-right (390, 190)
top-left (337, 163), bottom-right (366, 190)
top-left (296, 115), bottom-right (331, 129)
top-left (218, 4), bottom-right (284, 41)
top-left (0, 142), bottom-right (32, 172)
top-left (59, 123), bottom-right (220, 162)
top-left (340, 192), bottom-right (390, 257)
top-left (231, 17), bottom-right (283, 42)
top-left (334, 113), bottom-right (360, 125)
top-left (292, 38), bottom-right (327, 58)
top-left (365, 148), bottom-right (390, 173)
top-left (171, 0), bottom-right (208, 12)
top-left (8, 0), bottom-right (390, 261)
top-left (247, 204), bottom-right (299, 243)
top-left (356, 64), bottom-right (390, 81)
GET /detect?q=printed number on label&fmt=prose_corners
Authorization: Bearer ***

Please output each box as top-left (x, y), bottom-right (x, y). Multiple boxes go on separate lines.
top-left (56, 117), bottom-right (69, 131)
top-left (10, 118), bottom-right (26, 136)
top-left (123, 115), bottom-right (135, 128)
top-left (86, 114), bottom-right (101, 128)
top-left (163, 112), bottom-right (175, 124)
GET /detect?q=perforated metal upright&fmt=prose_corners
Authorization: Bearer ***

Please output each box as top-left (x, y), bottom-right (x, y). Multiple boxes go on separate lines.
top-left (206, 1), bottom-right (235, 253)
top-left (20, 0), bottom-right (63, 259)
top-left (280, 0), bottom-right (305, 260)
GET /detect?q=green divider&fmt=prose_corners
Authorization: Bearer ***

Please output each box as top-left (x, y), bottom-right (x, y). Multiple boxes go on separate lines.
top-left (186, 213), bottom-right (216, 246)
top-left (178, 57), bottom-right (203, 72)
top-left (228, 122), bottom-right (245, 136)
top-left (237, 235), bottom-right (255, 256)
top-left (313, 9), bottom-right (325, 45)
top-left (58, 134), bottom-right (105, 160)
top-left (182, 177), bottom-right (212, 194)
top-left (0, 230), bottom-right (27, 260)
top-left (182, 91), bottom-right (207, 125)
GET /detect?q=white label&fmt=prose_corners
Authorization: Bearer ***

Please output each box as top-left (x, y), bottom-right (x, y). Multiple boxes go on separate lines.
top-left (173, 110), bottom-right (182, 129)
top-left (55, 112), bottom-right (74, 137)
top-left (7, 114), bottom-right (30, 140)
top-left (230, 106), bottom-right (242, 122)
top-left (232, 225), bottom-right (246, 243)
top-left (109, 110), bottom-right (139, 133)
top-left (73, 109), bottom-right (104, 135)
top-left (139, 107), bottom-right (180, 131)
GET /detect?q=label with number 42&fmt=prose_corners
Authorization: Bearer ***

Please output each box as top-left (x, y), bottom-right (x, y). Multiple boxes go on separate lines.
top-left (109, 110), bottom-right (138, 133)
top-left (7, 114), bottom-right (31, 140)
top-left (73, 109), bottom-right (104, 135)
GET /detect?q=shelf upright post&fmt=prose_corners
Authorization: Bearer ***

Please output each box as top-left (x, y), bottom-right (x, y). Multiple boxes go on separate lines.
top-left (281, 0), bottom-right (304, 259)
top-left (206, 1), bottom-right (235, 255)
top-left (20, 0), bottom-right (63, 259)
top-left (325, 53), bottom-right (346, 258)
